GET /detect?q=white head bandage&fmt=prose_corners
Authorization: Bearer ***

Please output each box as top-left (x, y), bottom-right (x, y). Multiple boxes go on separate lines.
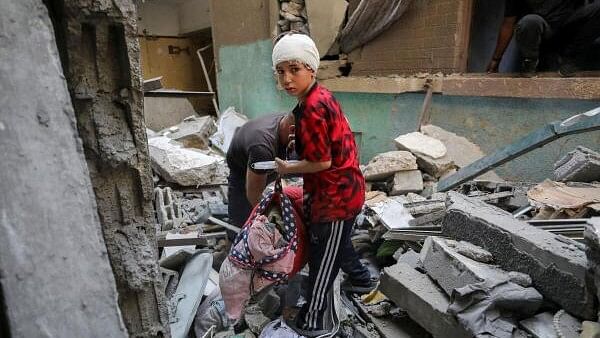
top-left (272, 34), bottom-right (320, 73)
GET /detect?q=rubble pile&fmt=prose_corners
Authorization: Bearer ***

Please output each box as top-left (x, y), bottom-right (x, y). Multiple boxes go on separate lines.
top-left (278, 0), bottom-right (309, 34)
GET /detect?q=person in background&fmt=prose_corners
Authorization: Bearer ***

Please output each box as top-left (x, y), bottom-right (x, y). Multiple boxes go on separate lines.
top-left (273, 33), bottom-right (376, 337)
top-left (487, 0), bottom-right (600, 77)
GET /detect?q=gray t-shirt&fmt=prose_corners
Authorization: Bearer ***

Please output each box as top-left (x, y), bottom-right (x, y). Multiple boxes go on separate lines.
top-left (226, 113), bottom-right (287, 178)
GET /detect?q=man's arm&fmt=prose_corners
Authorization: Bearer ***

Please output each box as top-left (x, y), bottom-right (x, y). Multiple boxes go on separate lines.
top-left (274, 158), bottom-right (331, 175)
top-left (487, 16), bottom-right (517, 73)
top-left (245, 169), bottom-right (268, 207)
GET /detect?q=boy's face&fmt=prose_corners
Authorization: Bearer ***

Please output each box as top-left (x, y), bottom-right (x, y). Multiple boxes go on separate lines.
top-left (276, 61), bottom-right (314, 97)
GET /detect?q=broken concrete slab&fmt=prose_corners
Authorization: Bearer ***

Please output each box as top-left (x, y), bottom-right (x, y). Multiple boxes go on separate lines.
top-left (160, 115), bottom-right (216, 150)
top-left (396, 249), bottom-right (423, 271)
top-left (209, 106), bottom-right (248, 154)
top-left (520, 312), bottom-right (558, 338)
top-left (367, 198), bottom-right (414, 229)
top-left (554, 309), bottom-right (582, 338)
top-left (421, 237), bottom-right (511, 296)
top-left (380, 263), bottom-right (471, 338)
top-left (389, 170), bottom-right (423, 196)
top-left (454, 240), bottom-right (494, 264)
top-left (305, 0), bottom-right (348, 57)
top-left (144, 96), bottom-right (199, 131)
top-left (148, 136), bottom-right (228, 186)
top-left (584, 218), bottom-right (600, 320)
top-left (417, 155), bottom-right (456, 179)
top-left (554, 146), bottom-right (600, 182)
top-left (394, 131), bottom-right (447, 159)
top-left (421, 124), bottom-right (502, 182)
top-left (363, 151), bottom-right (418, 181)
top-left (443, 192), bottom-right (595, 319)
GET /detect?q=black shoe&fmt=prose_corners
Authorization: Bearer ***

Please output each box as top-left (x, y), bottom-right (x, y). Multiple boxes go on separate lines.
top-left (341, 277), bottom-right (378, 294)
top-left (559, 57), bottom-right (579, 78)
top-left (520, 58), bottom-right (538, 78)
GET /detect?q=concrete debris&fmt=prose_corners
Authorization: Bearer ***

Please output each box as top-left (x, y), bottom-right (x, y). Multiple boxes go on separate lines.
top-left (367, 198), bottom-right (414, 229)
top-left (209, 106), bottom-right (248, 154)
top-left (161, 267), bottom-right (180, 299)
top-left (581, 321), bottom-right (600, 338)
top-left (394, 131), bottom-right (447, 159)
top-left (389, 170), bottom-right (423, 195)
top-left (553, 309), bottom-right (582, 338)
top-left (163, 231), bottom-right (201, 258)
top-left (528, 180), bottom-right (600, 219)
top-left (380, 263), bottom-right (471, 338)
top-left (159, 249), bottom-right (194, 271)
top-left (508, 271), bottom-right (533, 288)
top-left (416, 154), bottom-right (456, 179)
top-left (395, 249), bottom-right (423, 270)
top-left (443, 191), bottom-right (595, 319)
top-left (453, 240), bottom-right (494, 264)
top-left (279, 0), bottom-right (309, 35)
top-left (170, 252), bottom-right (213, 338)
top-left (554, 146), bottom-right (600, 183)
top-left (144, 96), bottom-right (199, 132)
top-left (143, 76), bottom-right (163, 92)
top-left (364, 190), bottom-right (388, 207)
top-left (159, 115), bottom-right (216, 150)
top-left (421, 237), bottom-right (512, 297)
top-left (149, 136), bottom-right (228, 186)
top-left (519, 312), bottom-right (558, 338)
top-left (421, 124), bottom-right (503, 182)
top-left (154, 187), bottom-right (184, 231)
top-left (363, 151), bottom-right (418, 181)
top-left (317, 60), bottom-right (343, 80)
top-left (305, 0), bottom-right (348, 56)
top-left (584, 218), bottom-right (600, 322)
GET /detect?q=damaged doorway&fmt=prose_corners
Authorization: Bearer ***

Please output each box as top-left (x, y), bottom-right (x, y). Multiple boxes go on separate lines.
top-left (136, 0), bottom-right (218, 131)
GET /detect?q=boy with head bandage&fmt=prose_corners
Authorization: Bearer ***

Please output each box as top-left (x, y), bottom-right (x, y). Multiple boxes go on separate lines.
top-left (273, 33), bottom-right (376, 337)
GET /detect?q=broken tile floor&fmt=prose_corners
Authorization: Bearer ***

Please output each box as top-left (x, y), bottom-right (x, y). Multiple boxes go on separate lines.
top-left (149, 113), bottom-right (600, 338)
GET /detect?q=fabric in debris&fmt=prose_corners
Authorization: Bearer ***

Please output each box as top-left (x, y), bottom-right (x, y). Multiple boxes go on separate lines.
top-left (259, 318), bottom-right (305, 338)
top-left (193, 288), bottom-right (229, 337)
top-left (448, 279), bottom-right (543, 337)
top-left (338, 0), bottom-right (413, 53)
top-left (272, 33), bottom-right (320, 72)
top-left (220, 184), bottom-right (307, 319)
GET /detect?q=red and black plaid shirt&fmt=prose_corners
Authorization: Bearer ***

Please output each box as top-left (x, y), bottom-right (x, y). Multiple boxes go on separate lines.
top-left (292, 83), bottom-right (365, 223)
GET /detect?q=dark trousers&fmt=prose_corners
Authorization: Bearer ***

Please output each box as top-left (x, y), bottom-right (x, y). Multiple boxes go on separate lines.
top-left (516, 3), bottom-right (600, 60)
top-left (296, 217), bottom-right (370, 332)
top-left (227, 172), bottom-right (253, 240)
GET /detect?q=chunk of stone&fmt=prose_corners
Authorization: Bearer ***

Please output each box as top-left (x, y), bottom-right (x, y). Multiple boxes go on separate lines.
top-left (160, 115), bottom-right (216, 150)
top-left (380, 263), bottom-right (470, 338)
top-left (554, 309), bottom-right (582, 338)
top-left (520, 312), bottom-right (558, 338)
top-left (454, 240), bottom-right (494, 264)
top-left (394, 132), bottom-right (447, 159)
top-left (554, 146), bottom-right (600, 182)
top-left (443, 192), bottom-right (595, 319)
top-left (421, 237), bottom-right (511, 296)
top-left (421, 124), bottom-right (503, 181)
top-left (390, 170), bottom-right (423, 196)
top-left (363, 151), bottom-right (418, 181)
top-left (508, 271), bottom-right (532, 287)
top-left (396, 249), bottom-right (423, 270)
top-left (416, 155), bottom-right (456, 179)
top-left (584, 218), bottom-right (600, 321)
top-left (149, 136), bottom-right (228, 186)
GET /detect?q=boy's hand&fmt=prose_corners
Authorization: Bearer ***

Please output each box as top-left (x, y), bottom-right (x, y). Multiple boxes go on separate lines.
top-left (274, 157), bottom-right (289, 175)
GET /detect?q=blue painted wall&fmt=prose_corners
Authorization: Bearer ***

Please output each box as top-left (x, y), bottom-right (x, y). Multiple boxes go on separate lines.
top-left (217, 40), bottom-right (600, 182)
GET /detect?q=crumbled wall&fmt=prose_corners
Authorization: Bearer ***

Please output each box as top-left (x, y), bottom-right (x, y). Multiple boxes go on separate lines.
top-left (45, 0), bottom-right (170, 336)
top-left (349, 0), bottom-right (472, 76)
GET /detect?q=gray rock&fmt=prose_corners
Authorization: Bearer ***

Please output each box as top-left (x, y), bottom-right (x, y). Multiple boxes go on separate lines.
top-left (394, 131), bottom-right (447, 159)
top-left (454, 240), bottom-right (494, 263)
top-left (363, 151), bottom-right (418, 181)
top-left (554, 146), bottom-right (600, 182)
top-left (508, 271), bottom-right (532, 288)
top-left (520, 312), bottom-right (558, 338)
top-left (380, 263), bottom-right (471, 338)
top-left (443, 192), bottom-right (595, 319)
top-left (389, 170), bottom-right (424, 195)
top-left (160, 115), bottom-right (216, 150)
top-left (396, 249), bottom-right (423, 270)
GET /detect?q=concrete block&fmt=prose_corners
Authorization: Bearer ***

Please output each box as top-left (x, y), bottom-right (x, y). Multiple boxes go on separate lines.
top-left (443, 192), bottom-right (595, 319)
top-left (421, 124), bottom-right (502, 182)
top-left (554, 146), bottom-right (600, 182)
top-left (154, 186), bottom-right (184, 231)
top-left (394, 131), bottom-right (447, 159)
top-left (148, 136), bottom-right (228, 186)
top-left (389, 170), bottom-right (423, 195)
top-left (454, 240), bottom-right (493, 264)
top-left (416, 155), bottom-right (456, 179)
top-left (380, 263), bottom-right (471, 338)
top-left (584, 218), bottom-right (600, 319)
top-left (363, 151), bottom-right (418, 181)
top-left (421, 237), bottom-right (511, 296)
top-left (520, 312), bottom-right (557, 338)
top-left (160, 115), bottom-right (216, 150)
top-left (396, 249), bottom-right (423, 271)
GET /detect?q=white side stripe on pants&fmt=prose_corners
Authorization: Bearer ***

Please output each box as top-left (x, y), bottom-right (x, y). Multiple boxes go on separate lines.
top-left (304, 220), bottom-right (344, 330)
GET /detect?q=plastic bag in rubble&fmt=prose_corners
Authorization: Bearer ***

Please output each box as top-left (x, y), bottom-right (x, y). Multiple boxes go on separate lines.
top-left (209, 107), bottom-right (248, 154)
top-left (259, 318), bottom-right (305, 338)
top-left (193, 288), bottom-right (230, 337)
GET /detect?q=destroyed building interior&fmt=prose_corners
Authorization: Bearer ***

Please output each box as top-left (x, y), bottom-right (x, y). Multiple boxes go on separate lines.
top-left (1, 0), bottom-right (600, 338)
